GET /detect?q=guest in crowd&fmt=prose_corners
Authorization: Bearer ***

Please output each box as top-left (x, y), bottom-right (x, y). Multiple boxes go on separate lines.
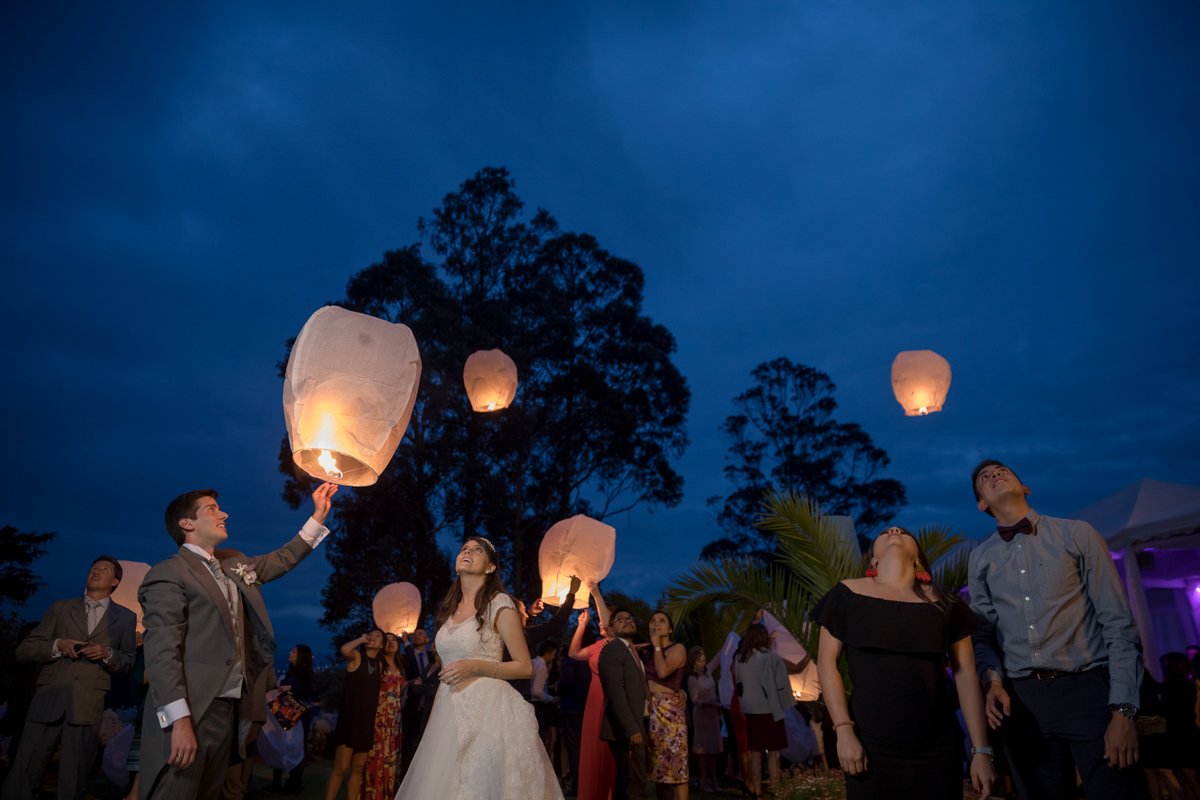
top-left (557, 634), bottom-right (592, 796)
top-left (599, 606), bottom-right (649, 800)
top-left (644, 610), bottom-right (688, 799)
top-left (508, 575), bottom-right (582, 700)
top-left (731, 624), bottom-right (795, 798)
top-left (363, 633), bottom-right (406, 800)
top-left (269, 644), bottom-right (316, 794)
top-left (532, 640), bottom-right (560, 758)
top-left (1158, 652), bottom-right (1200, 798)
top-left (685, 646), bottom-right (721, 794)
top-left (399, 628), bottom-right (433, 776)
top-left (968, 460), bottom-right (1144, 800)
top-left (400, 641), bottom-right (440, 782)
top-left (814, 527), bottom-right (995, 800)
top-left (123, 632), bottom-right (149, 800)
top-left (325, 629), bottom-right (384, 800)
top-left (568, 591), bottom-right (615, 800)
top-left (1, 555), bottom-right (136, 800)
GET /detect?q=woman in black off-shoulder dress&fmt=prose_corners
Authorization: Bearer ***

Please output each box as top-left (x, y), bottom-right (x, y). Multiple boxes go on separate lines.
top-left (812, 526), bottom-right (996, 800)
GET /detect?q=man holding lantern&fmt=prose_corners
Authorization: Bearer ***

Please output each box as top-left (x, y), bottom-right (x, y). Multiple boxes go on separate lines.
top-left (138, 481), bottom-right (338, 800)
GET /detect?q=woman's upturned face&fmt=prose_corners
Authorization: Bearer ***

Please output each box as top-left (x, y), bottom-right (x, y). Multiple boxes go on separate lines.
top-left (385, 634), bottom-right (399, 655)
top-left (456, 539), bottom-right (493, 577)
top-left (366, 630), bottom-right (384, 649)
top-left (288, 647), bottom-right (297, 664)
top-left (694, 654), bottom-right (706, 674)
top-left (871, 526), bottom-right (919, 567)
top-left (649, 612), bottom-right (671, 639)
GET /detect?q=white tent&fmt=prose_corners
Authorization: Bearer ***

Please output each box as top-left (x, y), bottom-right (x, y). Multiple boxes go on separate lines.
top-left (1072, 478), bottom-right (1200, 680)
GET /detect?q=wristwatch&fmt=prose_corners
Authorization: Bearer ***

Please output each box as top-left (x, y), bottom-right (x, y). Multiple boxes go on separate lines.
top-left (970, 746), bottom-right (993, 760)
top-left (1109, 703), bottom-right (1139, 719)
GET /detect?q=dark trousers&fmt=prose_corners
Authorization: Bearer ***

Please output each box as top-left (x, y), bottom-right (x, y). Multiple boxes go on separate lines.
top-left (144, 698), bottom-right (237, 800)
top-left (1005, 670), bottom-right (1146, 800)
top-left (1, 715), bottom-right (98, 800)
top-left (399, 710), bottom-right (423, 779)
top-left (606, 736), bottom-right (648, 800)
top-left (561, 714), bottom-right (583, 790)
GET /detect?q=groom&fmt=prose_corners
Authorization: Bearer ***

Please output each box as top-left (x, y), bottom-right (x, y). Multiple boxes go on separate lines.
top-left (139, 482), bottom-right (337, 800)
top-left (598, 607), bottom-right (648, 800)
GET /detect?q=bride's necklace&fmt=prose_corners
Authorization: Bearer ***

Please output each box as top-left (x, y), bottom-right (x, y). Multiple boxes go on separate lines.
top-left (452, 599), bottom-right (474, 623)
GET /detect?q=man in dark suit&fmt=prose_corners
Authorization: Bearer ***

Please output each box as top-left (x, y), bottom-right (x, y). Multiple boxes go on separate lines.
top-left (138, 482), bottom-right (337, 800)
top-left (598, 607), bottom-right (648, 800)
top-left (399, 627), bottom-right (434, 777)
top-left (2, 556), bottom-right (137, 800)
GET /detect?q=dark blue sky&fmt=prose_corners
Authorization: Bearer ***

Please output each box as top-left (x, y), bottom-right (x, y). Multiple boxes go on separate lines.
top-left (3, 2), bottom-right (1198, 665)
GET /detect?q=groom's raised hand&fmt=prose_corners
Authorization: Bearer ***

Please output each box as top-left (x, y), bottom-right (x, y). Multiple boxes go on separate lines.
top-left (311, 482), bottom-right (339, 526)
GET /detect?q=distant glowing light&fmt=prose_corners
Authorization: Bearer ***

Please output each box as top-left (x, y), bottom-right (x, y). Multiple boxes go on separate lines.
top-left (318, 450), bottom-right (343, 479)
top-left (488, 401), bottom-right (496, 411)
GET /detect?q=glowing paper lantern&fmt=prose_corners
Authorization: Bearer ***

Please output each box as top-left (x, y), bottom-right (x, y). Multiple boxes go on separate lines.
top-left (111, 561), bottom-right (151, 633)
top-left (373, 582), bottom-right (422, 635)
top-left (761, 611), bottom-right (821, 701)
top-left (538, 515), bottom-right (616, 609)
top-left (891, 350), bottom-right (952, 416)
top-left (283, 306), bottom-right (422, 486)
top-left (463, 349), bottom-right (518, 412)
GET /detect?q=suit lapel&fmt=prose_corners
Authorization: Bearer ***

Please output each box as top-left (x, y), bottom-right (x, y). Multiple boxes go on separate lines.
top-left (221, 560), bottom-right (272, 637)
top-left (178, 548), bottom-right (236, 640)
top-left (68, 597), bottom-right (88, 638)
top-left (88, 604), bottom-right (117, 640)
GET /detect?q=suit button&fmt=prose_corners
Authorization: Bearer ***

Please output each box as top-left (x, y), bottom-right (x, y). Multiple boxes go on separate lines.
top-left (226, 659), bottom-right (232, 666)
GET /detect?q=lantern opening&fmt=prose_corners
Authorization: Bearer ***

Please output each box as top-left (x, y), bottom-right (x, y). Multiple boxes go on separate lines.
top-left (918, 407), bottom-right (928, 416)
top-left (487, 401), bottom-right (496, 411)
top-left (317, 450), bottom-right (343, 479)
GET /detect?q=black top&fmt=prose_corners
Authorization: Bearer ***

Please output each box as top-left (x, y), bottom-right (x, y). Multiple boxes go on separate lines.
top-left (812, 582), bottom-right (979, 742)
top-left (282, 664), bottom-right (314, 701)
top-left (332, 654), bottom-right (382, 752)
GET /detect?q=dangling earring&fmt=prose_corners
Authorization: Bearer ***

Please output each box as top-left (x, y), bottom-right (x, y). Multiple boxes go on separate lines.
top-left (864, 568), bottom-right (877, 578)
top-left (916, 563), bottom-right (932, 583)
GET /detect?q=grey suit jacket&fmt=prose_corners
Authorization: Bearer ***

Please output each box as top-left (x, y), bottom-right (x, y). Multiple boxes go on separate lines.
top-left (16, 597), bottom-right (137, 726)
top-left (138, 533), bottom-right (315, 765)
top-left (598, 639), bottom-right (647, 742)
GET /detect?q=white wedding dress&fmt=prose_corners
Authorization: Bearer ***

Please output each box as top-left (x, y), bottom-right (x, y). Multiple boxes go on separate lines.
top-left (395, 593), bottom-right (563, 800)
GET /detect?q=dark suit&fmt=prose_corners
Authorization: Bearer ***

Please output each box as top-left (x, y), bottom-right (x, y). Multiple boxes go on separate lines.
top-left (2, 597), bottom-right (137, 800)
top-left (399, 652), bottom-right (440, 778)
top-left (598, 639), bottom-right (648, 800)
top-left (507, 592), bottom-right (576, 700)
top-left (139, 531), bottom-right (318, 800)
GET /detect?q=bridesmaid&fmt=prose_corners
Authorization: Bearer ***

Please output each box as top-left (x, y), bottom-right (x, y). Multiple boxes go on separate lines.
top-left (325, 629), bottom-right (384, 800)
top-left (644, 611), bottom-right (688, 800)
top-left (363, 632), bottom-right (406, 799)
top-left (568, 581), bottom-right (613, 800)
top-left (685, 647), bottom-right (720, 794)
top-left (813, 526), bottom-right (995, 800)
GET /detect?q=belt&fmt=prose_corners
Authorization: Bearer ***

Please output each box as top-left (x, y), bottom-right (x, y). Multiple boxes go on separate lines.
top-left (1016, 668), bottom-right (1080, 681)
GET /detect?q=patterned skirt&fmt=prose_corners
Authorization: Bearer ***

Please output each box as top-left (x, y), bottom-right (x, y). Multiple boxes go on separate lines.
top-left (647, 691), bottom-right (688, 784)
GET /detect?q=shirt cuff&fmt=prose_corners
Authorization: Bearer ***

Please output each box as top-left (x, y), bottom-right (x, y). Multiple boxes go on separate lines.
top-left (157, 699), bottom-right (191, 728)
top-left (52, 640), bottom-right (63, 658)
top-left (980, 669), bottom-right (1003, 688)
top-left (300, 518), bottom-right (330, 548)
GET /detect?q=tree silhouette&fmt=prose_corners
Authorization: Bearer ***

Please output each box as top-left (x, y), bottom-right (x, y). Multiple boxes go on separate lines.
top-left (703, 358), bottom-right (905, 558)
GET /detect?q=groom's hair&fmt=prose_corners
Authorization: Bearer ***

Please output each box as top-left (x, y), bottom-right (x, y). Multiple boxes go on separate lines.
top-left (165, 489), bottom-right (219, 546)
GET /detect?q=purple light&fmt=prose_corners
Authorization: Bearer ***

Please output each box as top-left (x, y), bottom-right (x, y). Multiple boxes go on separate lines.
top-left (1194, 586), bottom-right (1200, 595)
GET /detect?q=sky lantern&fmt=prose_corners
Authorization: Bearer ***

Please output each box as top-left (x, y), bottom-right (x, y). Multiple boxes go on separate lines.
top-left (373, 582), bottom-right (422, 635)
top-left (111, 561), bottom-right (151, 633)
top-left (891, 350), bottom-right (952, 416)
top-left (538, 514), bottom-right (616, 609)
top-left (463, 349), bottom-right (519, 412)
top-left (283, 306), bottom-right (422, 486)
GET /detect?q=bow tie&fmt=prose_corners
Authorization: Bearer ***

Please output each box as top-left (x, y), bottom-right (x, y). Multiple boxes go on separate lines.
top-left (997, 517), bottom-right (1034, 543)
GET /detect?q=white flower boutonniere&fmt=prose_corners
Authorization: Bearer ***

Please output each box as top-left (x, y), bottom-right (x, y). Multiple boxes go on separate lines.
top-left (232, 564), bottom-right (260, 586)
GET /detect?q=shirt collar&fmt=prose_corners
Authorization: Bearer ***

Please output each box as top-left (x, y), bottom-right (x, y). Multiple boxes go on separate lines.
top-left (84, 595), bottom-right (111, 610)
top-left (183, 543), bottom-right (217, 561)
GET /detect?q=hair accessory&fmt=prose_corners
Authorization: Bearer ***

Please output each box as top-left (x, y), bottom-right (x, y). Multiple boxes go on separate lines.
top-left (916, 569), bottom-right (932, 583)
top-left (864, 569), bottom-right (877, 578)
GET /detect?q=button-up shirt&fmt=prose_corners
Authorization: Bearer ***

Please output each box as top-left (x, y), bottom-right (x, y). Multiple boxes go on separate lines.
top-left (157, 518), bottom-right (329, 727)
top-left (968, 510), bottom-right (1143, 707)
top-left (53, 595), bottom-right (113, 660)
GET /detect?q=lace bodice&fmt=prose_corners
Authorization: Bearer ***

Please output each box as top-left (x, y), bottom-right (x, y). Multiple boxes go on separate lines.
top-left (435, 593), bottom-right (516, 666)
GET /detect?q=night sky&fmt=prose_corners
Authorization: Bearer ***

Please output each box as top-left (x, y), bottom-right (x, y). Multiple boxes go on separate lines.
top-left (4, 2), bottom-right (1198, 666)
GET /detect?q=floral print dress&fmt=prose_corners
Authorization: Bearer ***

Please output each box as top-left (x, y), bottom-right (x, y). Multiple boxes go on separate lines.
top-left (363, 669), bottom-right (405, 799)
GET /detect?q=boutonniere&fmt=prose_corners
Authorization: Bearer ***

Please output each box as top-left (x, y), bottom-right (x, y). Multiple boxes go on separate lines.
top-left (232, 564), bottom-right (260, 586)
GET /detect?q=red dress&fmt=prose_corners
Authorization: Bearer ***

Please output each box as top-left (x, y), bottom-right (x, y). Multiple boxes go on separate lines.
top-left (363, 670), bottom-right (405, 799)
top-left (578, 640), bottom-right (616, 800)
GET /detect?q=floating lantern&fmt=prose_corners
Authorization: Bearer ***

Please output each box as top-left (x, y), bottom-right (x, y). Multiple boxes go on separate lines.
top-left (283, 306), bottom-right (422, 486)
top-left (373, 582), bottom-right (422, 635)
top-left (891, 350), bottom-right (952, 416)
top-left (463, 349), bottom-right (518, 412)
top-left (111, 561), bottom-right (151, 633)
top-left (538, 515), bottom-right (616, 609)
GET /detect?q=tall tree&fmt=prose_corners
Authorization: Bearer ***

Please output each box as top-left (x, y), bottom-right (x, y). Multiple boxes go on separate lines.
top-left (280, 168), bottom-right (690, 648)
top-left (703, 358), bottom-right (905, 558)
top-left (0, 524), bottom-right (57, 608)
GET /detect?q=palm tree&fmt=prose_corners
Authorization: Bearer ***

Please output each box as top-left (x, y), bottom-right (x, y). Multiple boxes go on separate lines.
top-left (663, 491), bottom-right (974, 693)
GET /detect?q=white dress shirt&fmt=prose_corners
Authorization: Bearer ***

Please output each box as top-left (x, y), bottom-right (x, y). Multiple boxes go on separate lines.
top-left (157, 518), bottom-right (328, 727)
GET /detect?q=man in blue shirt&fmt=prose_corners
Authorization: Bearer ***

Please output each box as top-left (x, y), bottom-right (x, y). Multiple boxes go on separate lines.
top-left (968, 460), bottom-right (1145, 800)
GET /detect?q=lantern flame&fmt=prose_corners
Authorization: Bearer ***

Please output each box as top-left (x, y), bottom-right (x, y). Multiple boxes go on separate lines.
top-left (919, 406), bottom-right (928, 415)
top-left (487, 401), bottom-right (496, 411)
top-left (318, 450), bottom-right (343, 479)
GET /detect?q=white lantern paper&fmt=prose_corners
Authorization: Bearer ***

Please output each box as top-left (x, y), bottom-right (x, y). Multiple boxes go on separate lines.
top-left (283, 306), bottom-right (422, 486)
top-left (538, 515), bottom-right (616, 609)
top-left (463, 349), bottom-right (519, 412)
top-left (373, 582), bottom-right (422, 635)
top-left (111, 561), bottom-right (151, 633)
top-left (760, 611), bottom-right (821, 701)
top-left (891, 350), bottom-right (952, 417)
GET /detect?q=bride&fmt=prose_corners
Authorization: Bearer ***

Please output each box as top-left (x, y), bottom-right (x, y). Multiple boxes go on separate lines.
top-left (396, 536), bottom-right (564, 800)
